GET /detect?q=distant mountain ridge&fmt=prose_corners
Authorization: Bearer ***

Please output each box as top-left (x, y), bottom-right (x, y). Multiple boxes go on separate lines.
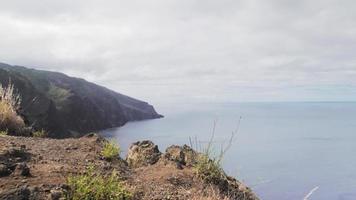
top-left (0, 62), bottom-right (162, 138)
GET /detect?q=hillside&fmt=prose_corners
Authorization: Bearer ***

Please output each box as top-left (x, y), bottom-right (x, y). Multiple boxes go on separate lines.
top-left (0, 63), bottom-right (162, 138)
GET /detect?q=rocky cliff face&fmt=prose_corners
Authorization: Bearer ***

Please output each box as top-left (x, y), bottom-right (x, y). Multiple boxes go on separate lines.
top-left (0, 63), bottom-right (162, 138)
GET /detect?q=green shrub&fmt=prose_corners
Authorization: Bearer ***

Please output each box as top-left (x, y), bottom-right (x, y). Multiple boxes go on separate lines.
top-left (0, 82), bottom-right (25, 134)
top-left (32, 129), bottom-right (48, 138)
top-left (194, 151), bottom-right (225, 184)
top-left (0, 130), bottom-right (7, 136)
top-left (101, 140), bottom-right (120, 160)
top-left (66, 166), bottom-right (132, 200)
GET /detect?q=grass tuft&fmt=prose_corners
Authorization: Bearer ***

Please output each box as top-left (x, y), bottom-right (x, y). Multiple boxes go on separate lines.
top-left (0, 82), bottom-right (25, 134)
top-left (66, 166), bottom-right (132, 200)
top-left (0, 130), bottom-right (7, 136)
top-left (194, 153), bottom-right (225, 184)
top-left (101, 140), bottom-right (120, 160)
top-left (32, 129), bottom-right (48, 138)
top-left (192, 118), bottom-right (241, 185)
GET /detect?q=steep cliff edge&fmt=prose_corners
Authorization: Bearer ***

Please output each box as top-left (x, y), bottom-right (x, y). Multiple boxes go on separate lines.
top-left (0, 62), bottom-right (162, 138)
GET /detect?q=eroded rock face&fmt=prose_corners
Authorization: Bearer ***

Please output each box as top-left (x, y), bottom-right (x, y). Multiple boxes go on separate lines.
top-left (126, 140), bottom-right (162, 168)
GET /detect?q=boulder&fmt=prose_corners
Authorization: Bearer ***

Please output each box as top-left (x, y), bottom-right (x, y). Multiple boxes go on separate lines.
top-left (164, 145), bottom-right (198, 167)
top-left (126, 141), bottom-right (161, 168)
top-left (49, 188), bottom-right (65, 200)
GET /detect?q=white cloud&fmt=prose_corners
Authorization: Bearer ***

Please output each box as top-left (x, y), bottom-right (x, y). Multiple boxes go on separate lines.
top-left (0, 0), bottom-right (356, 106)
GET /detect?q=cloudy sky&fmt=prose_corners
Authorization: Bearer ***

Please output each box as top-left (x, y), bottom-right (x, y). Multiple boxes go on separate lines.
top-left (1, 0), bottom-right (356, 106)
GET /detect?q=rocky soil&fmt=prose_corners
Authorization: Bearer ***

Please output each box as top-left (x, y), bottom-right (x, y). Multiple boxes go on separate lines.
top-left (0, 134), bottom-right (258, 200)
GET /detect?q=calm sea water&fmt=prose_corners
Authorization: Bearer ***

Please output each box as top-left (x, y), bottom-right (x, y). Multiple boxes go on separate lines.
top-left (101, 102), bottom-right (356, 200)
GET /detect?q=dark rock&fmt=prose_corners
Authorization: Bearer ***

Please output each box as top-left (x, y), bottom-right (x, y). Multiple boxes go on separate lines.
top-left (14, 162), bottom-right (31, 176)
top-left (49, 188), bottom-right (64, 200)
top-left (6, 147), bottom-right (26, 158)
top-left (0, 164), bottom-right (11, 176)
top-left (0, 186), bottom-right (31, 200)
top-left (126, 140), bottom-right (162, 168)
top-left (175, 162), bottom-right (183, 170)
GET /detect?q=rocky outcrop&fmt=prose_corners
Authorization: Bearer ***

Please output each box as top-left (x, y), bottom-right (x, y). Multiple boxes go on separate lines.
top-left (0, 62), bottom-right (162, 138)
top-left (126, 140), bottom-right (162, 168)
top-left (0, 135), bottom-right (259, 200)
top-left (127, 141), bottom-right (259, 200)
top-left (164, 145), bottom-right (198, 167)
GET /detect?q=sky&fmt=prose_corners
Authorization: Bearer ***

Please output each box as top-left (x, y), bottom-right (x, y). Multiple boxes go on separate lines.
top-left (0, 0), bottom-right (356, 106)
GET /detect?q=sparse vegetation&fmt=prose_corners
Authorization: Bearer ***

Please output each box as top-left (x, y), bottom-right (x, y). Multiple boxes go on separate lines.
top-left (66, 166), bottom-right (132, 200)
top-left (194, 152), bottom-right (225, 184)
top-left (192, 118), bottom-right (241, 184)
top-left (47, 84), bottom-right (71, 109)
top-left (101, 140), bottom-right (120, 160)
top-left (32, 129), bottom-right (48, 138)
top-left (0, 82), bottom-right (25, 135)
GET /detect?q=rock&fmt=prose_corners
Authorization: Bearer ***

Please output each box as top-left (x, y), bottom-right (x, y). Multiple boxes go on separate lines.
top-left (165, 145), bottom-right (185, 164)
top-left (126, 140), bottom-right (162, 168)
top-left (50, 188), bottom-right (64, 200)
top-left (0, 186), bottom-right (31, 200)
top-left (14, 162), bottom-right (31, 176)
top-left (6, 147), bottom-right (26, 158)
top-left (164, 145), bottom-right (198, 167)
top-left (0, 164), bottom-right (11, 176)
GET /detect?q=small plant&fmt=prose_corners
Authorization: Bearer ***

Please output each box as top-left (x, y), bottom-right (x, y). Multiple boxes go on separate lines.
top-left (0, 130), bottom-right (7, 136)
top-left (195, 153), bottom-right (225, 184)
top-left (101, 140), bottom-right (120, 160)
top-left (32, 129), bottom-right (48, 138)
top-left (66, 166), bottom-right (132, 200)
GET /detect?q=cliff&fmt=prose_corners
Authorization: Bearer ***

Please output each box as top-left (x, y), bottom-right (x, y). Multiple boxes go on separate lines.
top-left (0, 63), bottom-right (162, 138)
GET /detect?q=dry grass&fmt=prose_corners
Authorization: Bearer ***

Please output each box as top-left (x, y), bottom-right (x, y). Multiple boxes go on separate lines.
top-left (0, 82), bottom-right (25, 134)
top-left (33, 129), bottom-right (48, 138)
top-left (190, 185), bottom-right (231, 200)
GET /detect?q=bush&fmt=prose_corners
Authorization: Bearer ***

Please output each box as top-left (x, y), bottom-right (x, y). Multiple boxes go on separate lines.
top-left (194, 151), bottom-right (225, 184)
top-left (0, 82), bottom-right (25, 134)
top-left (32, 129), bottom-right (48, 138)
top-left (0, 130), bottom-right (7, 136)
top-left (66, 166), bottom-right (132, 200)
top-left (101, 140), bottom-right (120, 160)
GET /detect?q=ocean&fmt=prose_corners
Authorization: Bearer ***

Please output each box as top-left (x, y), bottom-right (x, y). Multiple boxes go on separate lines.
top-left (101, 102), bottom-right (356, 200)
